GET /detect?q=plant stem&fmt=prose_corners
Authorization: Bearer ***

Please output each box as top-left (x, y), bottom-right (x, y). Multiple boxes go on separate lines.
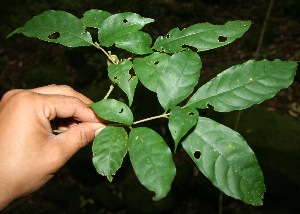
top-left (104, 85), bottom-right (114, 99)
top-left (93, 42), bottom-right (117, 64)
top-left (254, 0), bottom-right (274, 59)
top-left (133, 113), bottom-right (170, 125)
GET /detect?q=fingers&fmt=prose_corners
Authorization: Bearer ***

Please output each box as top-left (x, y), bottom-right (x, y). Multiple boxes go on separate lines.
top-left (42, 94), bottom-right (100, 122)
top-left (30, 84), bottom-right (93, 104)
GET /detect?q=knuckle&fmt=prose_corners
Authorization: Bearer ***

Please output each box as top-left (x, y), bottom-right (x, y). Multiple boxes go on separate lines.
top-left (2, 90), bottom-right (36, 106)
top-left (1, 89), bottom-right (20, 102)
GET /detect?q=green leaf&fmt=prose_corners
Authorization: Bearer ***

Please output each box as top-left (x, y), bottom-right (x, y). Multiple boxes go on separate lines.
top-left (90, 99), bottom-right (133, 125)
top-left (157, 50), bottom-right (201, 110)
top-left (81, 9), bottom-right (112, 28)
top-left (108, 60), bottom-right (138, 106)
top-left (128, 127), bottom-right (176, 200)
top-left (182, 117), bottom-right (265, 205)
top-left (115, 31), bottom-right (153, 54)
top-left (98, 12), bottom-right (154, 47)
top-left (7, 10), bottom-right (93, 47)
top-left (186, 59), bottom-right (298, 112)
top-left (134, 51), bottom-right (202, 109)
top-left (92, 126), bottom-right (128, 182)
top-left (168, 106), bottom-right (199, 152)
top-left (133, 52), bottom-right (170, 92)
top-left (153, 20), bottom-right (251, 53)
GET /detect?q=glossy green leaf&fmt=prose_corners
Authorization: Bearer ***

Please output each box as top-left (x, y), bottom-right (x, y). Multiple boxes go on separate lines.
top-left (153, 20), bottom-right (251, 53)
top-left (92, 126), bottom-right (128, 181)
top-left (81, 9), bottom-right (112, 28)
top-left (182, 117), bottom-right (265, 205)
top-left (115, 31), bottom-right (153, 54)
top-left (108, 60), bottom-right (138, 106)
top-left (157, 50), bottom-right (201, 110)
top-left (128, 127), bottom-right (176, 200)
top-left (98, 12), bottom-right (154, 47)
top-left (90, 99), bottom-right (133, 125)
top-left (168, 106), bottom-right (199, 152)
top-left (133, 52), bottom-right (170, 92)
top-left (7, 10), bottom-right (93, 47)
top-left (186, 59), bottom-right (298, 112)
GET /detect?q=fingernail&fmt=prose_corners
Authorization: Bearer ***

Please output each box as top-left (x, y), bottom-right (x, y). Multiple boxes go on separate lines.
top-left (95, 126), bottom-right (105, 137)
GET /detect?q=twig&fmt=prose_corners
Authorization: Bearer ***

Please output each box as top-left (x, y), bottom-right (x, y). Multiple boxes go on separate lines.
top-left (104, 85), bottom-right (114, 99)
top-left (93, 42), bottom-right (117, 64)
top-left (254, 0), bottom-right (274, 59)
top-left (133, 113), bottom-right (170, 125)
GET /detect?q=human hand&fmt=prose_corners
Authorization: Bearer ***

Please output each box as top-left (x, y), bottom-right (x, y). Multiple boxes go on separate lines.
top-left (0, 85), bottom-right (105, 210)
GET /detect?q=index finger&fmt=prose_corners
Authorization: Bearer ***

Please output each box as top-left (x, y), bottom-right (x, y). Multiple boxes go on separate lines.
top-left (30, 84), bottom-right (93, 104)
top-left (42, 94), bottom-right (102, 123)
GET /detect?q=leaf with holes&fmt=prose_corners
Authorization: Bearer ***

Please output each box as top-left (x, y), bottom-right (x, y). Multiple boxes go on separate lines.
top-left (98, 12), bottom-right (154, 48)
top-left (128, 127), bottom-right (176, 200)
top-left (186, 59), bottom-right (298, 112)
top-left (7, 10), bottom-right (93, 47)
top-left (90, 99), bottom-right (133, 125)
top-left (115, 31), bottom-right (153, 54)
top-left (153, 20), bottom-right (251, 53)
top-left (168, 106), bottom-right (199, 152)
top-left (157, 50), bottom-right (201, 110)
top-left (182, 116), bottom-right (265, 205)
top-left (92, 126), bottom-right (128, 181)
top-left (81, 9), bottom-right (112, 28)
top-left (133, 52), bottom-right (170, 92)
top-left (108, 60), bottom-right (138, 106)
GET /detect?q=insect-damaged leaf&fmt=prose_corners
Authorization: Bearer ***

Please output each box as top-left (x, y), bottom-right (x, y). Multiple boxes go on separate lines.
top-left (186, 59), bottom-right (298, 112)
top-left (128, 127), bottom-right (176, 200)
top-left (98, 12), bottom-right (154, 48)
top-left (108, 60), bottom-right (138, 106)
top-left (133, 52), bottom-right (170, 92)
top-left (7, 10), bottom-right (93, 47)
top-left (153, 20), bottom-right (251, 53)
top-left (182, 117), bottom-right (266, 205)
top-left (93, 126), bottom-right (128, 182)
top-left (168, 106), bottom-right (199, 152)
top-left (90, 99), bottom-right (133, 125)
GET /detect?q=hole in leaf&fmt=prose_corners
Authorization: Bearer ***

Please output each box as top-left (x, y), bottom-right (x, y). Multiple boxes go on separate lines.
top-left (194, 150), bottom-right (201, 159)
top-left (123, 19), bottom-right (128, 23)
top-left (181, 44), bottom-right (198, 52)
top-left (154, 61), bottom-right (159, 65)
top-left (48, 32), bottom-right (60, 39)
top-left (128, 69), bottom-right (135, 81)
top-left (166, 34), bottom-right (170, 38)
top-left (114, 76), bottom-right (118, 80)
top-left (188, 112), bottom-right (195, 116)
top-left (218, 35), bottom-right (227, 42)
top-left (119, 108), bottom-right (124, 113)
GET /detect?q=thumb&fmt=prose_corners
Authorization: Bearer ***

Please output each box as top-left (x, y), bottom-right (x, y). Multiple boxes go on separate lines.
top-left (48, 122), bottom-right (105, 165)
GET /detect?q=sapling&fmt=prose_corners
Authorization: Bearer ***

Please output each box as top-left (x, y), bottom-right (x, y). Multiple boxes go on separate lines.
top-left (7, 9), bottom-right (298, 205)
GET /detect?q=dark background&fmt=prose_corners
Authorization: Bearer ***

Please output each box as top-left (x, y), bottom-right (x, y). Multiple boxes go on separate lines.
top-left (1, 0), bottom-right (300, 213)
